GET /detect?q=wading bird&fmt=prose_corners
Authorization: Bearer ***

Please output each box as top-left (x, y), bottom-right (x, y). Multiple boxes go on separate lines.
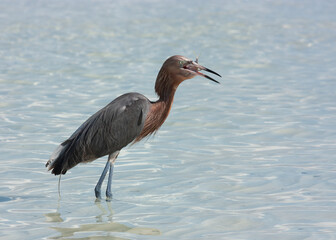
top-left (46, 55), bottom-right (221, 200)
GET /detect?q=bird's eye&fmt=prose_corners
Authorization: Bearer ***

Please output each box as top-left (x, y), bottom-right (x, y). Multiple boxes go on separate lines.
top-left (179, 61), bottom-right (184, 67)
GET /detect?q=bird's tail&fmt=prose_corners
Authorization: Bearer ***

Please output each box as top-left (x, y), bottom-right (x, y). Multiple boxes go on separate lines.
top-left (46, 140), bottom-right (72, 175)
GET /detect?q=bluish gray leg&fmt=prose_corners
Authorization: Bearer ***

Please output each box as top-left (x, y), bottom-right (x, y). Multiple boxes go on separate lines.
top-left (95, 160), bottom-right (110, 199)
top-left (106, 163), bottom-right (114, 201)
top-left (105, 151), bottom-right (119, 201)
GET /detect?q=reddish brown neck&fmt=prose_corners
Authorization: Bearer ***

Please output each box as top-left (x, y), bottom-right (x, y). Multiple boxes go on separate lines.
top-left (135, 82), bottom-right (178, 142)
top-left (152, 87), bottom-right (176, 125)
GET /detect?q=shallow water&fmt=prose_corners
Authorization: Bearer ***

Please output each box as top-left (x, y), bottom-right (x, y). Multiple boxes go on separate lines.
top-left (1, 0), bottom-right (336, 239)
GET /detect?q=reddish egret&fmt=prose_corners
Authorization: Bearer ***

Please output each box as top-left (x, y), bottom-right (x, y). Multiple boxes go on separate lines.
top-left (46, 55), bottom-right (221, 200)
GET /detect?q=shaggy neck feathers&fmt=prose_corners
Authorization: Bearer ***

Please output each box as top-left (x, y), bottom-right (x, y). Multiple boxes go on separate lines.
top-left (135, 68), bottom-right (180, 142)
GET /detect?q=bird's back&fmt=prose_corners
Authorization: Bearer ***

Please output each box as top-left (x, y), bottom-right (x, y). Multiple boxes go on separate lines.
top-left (46, 92), bottom-right (151, 175)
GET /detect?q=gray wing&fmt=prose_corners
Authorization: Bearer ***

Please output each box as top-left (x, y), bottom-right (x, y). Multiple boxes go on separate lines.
top-left (47, 92), bottom-right (151, 175)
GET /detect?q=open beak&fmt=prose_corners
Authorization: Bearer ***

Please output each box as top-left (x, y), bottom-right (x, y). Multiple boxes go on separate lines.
top-left (185, 61), bottom-right (221, 84)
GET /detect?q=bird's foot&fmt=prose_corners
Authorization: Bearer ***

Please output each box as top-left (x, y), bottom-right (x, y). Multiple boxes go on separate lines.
top-left (94, 186), bottom-right (102, 199)
top-left (106, 190), bottom-right (113, 202)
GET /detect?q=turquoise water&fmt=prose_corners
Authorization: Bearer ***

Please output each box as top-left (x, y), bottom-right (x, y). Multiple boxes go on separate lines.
top-left (1, 0), bottom-right (336, 239)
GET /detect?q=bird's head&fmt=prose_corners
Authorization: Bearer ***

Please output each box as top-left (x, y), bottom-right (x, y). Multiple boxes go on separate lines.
top-left (155, 55), bottom-right (221, 98)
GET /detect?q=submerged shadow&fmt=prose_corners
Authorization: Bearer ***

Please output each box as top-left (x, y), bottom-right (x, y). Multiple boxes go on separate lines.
top-left (44, 199), bottom-right (160, 239)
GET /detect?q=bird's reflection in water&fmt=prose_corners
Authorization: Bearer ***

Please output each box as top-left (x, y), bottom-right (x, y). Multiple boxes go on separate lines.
top-left (44, 200), bottom-right (160, 239)
top-left (95, 199), bottom-right (114, 222)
